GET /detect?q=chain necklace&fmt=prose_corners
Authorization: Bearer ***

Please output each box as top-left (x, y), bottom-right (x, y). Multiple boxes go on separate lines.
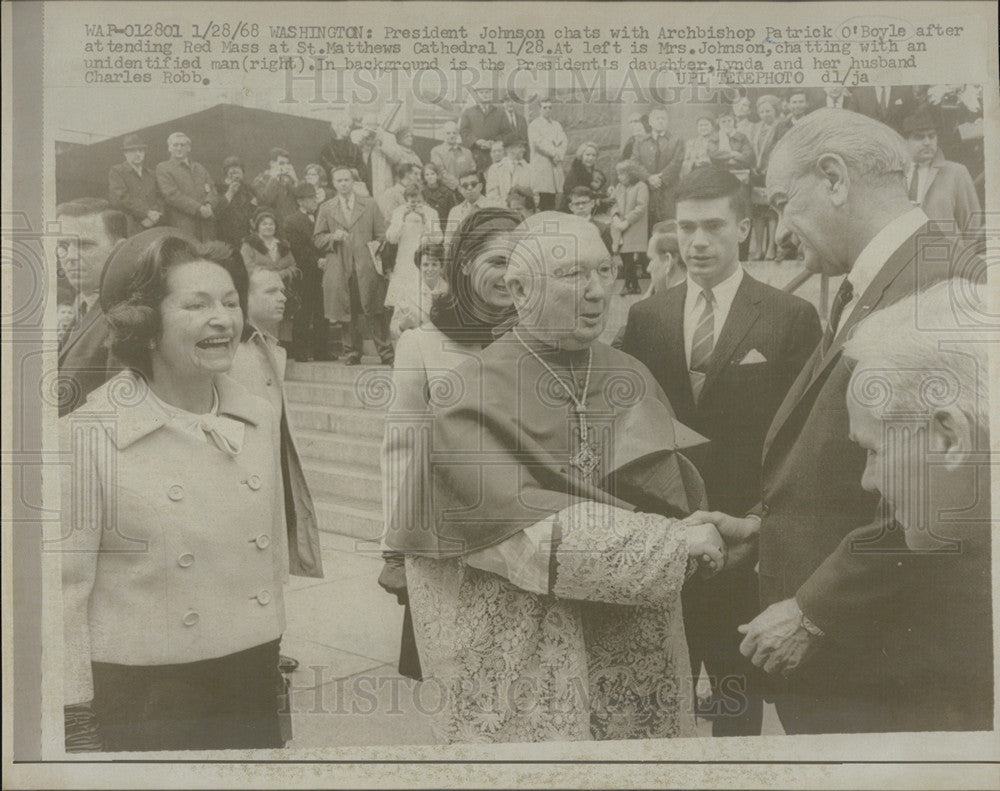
top-left (512, 328), bottom-right (601, 480)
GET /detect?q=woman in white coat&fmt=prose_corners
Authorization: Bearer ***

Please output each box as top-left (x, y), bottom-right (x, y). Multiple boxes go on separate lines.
top-left (61, 232), bottom-right (288, 751)
top-left (384, 183), bottom-right (442, 316)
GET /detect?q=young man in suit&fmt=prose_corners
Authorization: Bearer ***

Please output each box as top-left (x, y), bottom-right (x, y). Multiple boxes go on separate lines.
top-left (283, 183), bottom-right (334, 361)
top-left (497, 93), bottom-right (530, 160)
top-left (620, 168), bottom-right (821, 736)
top-left (693, 108), bottom-right (974, 734)
top-left (313, 166), bottom-right (391, 365)
top-left (56, 198), bottom-right (128, 416)
top-left (107, 135), bottom-right (163, 236)
top-left (901, 107), bottom-right (982, 231)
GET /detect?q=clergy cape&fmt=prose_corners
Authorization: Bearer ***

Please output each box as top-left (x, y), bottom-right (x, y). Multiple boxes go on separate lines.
top-left (386, 333), bottom-right (707, 558)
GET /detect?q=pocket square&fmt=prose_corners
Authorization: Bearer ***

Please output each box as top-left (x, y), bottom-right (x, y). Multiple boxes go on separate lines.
top-left (739, 349), bottom-right (767, 365)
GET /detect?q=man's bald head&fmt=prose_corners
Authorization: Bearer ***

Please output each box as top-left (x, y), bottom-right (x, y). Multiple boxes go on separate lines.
top-left (506, 212), bottom-right (614, 350)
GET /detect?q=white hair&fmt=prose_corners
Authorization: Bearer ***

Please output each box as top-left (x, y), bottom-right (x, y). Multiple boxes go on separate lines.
top-left (844, 279), bottom-right (991, 431)
top-left (167, 132), bottom-right (190, 146)
top-left (769, 108), bottom-right (911, 186)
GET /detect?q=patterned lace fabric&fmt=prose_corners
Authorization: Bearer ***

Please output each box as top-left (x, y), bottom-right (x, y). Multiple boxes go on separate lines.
top-left (406, 500), bottom-right (696, 743)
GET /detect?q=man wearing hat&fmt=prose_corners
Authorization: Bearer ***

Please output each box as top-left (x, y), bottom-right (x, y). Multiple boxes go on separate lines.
top-left (902, 107), bottom-right (981, 231)
top-left (108, 135), bottom-right (163, 237)
top-left (284, 182), bottom-right (334, 361)
top-left (215, 156), bottom-right (260, 252)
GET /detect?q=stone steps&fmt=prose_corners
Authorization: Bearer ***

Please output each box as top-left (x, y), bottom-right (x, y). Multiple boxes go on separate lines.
top-left (293, 428), bottom-right (381, 471)
top-left (300, 458), bottom-right (382, 504)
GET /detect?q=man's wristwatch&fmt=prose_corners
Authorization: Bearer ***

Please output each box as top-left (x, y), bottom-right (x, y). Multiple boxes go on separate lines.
top-left (800, 612), bottom-right (826, 639)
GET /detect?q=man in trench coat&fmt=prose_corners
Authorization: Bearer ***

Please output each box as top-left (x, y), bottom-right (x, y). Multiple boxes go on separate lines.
top-left (313, 166), bottom-right (392, 365)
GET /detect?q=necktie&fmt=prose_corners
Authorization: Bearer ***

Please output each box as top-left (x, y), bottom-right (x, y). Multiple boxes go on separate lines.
top-left (879, 88), bottom-right (889, 112)
top-left (907, 169), bottom-right (920, 203)
top-left (689, 289), bottom-right (715, 400)
top-left (822, 278), bottom-right (854, 353)
top-left (78, 299), bottom-right (88, 320)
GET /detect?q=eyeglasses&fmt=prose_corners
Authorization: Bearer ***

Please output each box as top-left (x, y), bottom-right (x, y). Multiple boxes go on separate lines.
top-left (547, 262), bottom-right (618, 286)
top-left (459, 181), bottom-right (481, 190)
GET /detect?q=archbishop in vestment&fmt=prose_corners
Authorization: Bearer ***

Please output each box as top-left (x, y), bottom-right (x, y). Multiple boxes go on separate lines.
top-left (385, 214), bottom-right (724, 742)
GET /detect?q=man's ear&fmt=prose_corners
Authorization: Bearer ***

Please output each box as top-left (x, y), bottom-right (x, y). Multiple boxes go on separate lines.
top-left (932, 407), bottom-right (974, 471)
top-left (737, 216), bottom-right (752, 243)
top-left (816, 153), bottom-right (849, 207)
top-left (505, 273), bottom-right (527, 307)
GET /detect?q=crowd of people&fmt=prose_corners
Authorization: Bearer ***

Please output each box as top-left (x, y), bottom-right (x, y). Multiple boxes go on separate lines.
top-left (56, 87), bottom-right (990, 750)
top-left (58, 86), bottom-right (983, 362)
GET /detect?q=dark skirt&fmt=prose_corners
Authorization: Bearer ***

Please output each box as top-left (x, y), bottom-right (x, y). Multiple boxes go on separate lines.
top-left (91, 639), bottom-right (286, 751)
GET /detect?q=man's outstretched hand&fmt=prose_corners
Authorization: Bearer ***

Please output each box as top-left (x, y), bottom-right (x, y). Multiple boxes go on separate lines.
top-left (682, 510), bottom-right (759, 570)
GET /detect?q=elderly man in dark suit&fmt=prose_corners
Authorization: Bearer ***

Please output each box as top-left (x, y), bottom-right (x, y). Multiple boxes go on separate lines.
top-left (459, 92), bottom-right (507, 173)
top-left (155, 132), bottom-right (220, 241)
top-left (631, 106), bottom-right (685, 224)
top-left (692, 109), bottom-right (973, 734)
top-left (107, 135), bottom-right (163, 236)
top-left (620, 168), bottom-right (821, 736)
top-left (313, 166), bottom-right (391, 365)
top-left (56, 198), bottom-right (127, 416)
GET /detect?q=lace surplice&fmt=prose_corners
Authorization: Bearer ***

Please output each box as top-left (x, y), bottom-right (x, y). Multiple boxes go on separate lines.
top-left (406, 500), bottom-right (696, 743)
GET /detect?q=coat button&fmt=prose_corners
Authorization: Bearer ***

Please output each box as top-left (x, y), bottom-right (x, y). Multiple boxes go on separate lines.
top-left (761, 503), bottom-right (770, 517)
top-left (167, 484), bottom-right (184, 501)
top-left (182, 610), bottom-right (199, 626)
top-left (177, 552), bottom-right (195, 568)
top-left (254, 534), bottom-right (271, 550)
top-left (247, 474), bottom-right (262, 490)
top-left (265, 378), bottom-right (273, 386)
top-left (255, 590), bottom-right (272, 605)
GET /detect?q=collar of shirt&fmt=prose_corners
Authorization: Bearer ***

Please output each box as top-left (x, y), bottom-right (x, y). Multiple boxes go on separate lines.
top-left (683, 266), bottom-right (744, 365)
top-left (76, 293), bottom-right (98, 316)
top-left (130, 163), bottom-right (145, 177)
top-left (842, 207), bottom-right (928, 325)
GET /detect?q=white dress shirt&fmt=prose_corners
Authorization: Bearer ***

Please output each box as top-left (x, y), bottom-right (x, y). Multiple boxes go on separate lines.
top-left (683, 265), bottom-right (744, 369)
top-left (840, 207), bottom-right (927, 327)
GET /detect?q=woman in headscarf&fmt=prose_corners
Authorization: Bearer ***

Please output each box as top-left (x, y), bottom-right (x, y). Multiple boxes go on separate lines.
top-left (378, 207), bottom-right (523, 682)
top-left (560, 140), bottom-right (608, 211)
top-left (61, 231), bottom-right (290, 752)
top-left (420, 162), bottom-right (456, 235)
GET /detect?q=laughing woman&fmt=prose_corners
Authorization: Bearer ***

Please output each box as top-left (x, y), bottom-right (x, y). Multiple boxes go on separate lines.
top-left (61, 234), bottom-right (289, 752)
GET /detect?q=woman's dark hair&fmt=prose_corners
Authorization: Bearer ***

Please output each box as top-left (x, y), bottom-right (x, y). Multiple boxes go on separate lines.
top-left (105, 234), bottom-right (246, 376)
top-left (506, 185), bottom-right (536, 213)
top-left (414, 240), bottom-right (445, 270)
top-left (430, 207), bottom-right (521, 346)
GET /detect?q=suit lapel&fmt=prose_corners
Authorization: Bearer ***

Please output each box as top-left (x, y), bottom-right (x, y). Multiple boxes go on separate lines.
top-left (701, 276), bottom-right (761, 395)
top-left (662, 284), bottom-right (695, 415)
top-left (59, 302), bottom-right (102, 364)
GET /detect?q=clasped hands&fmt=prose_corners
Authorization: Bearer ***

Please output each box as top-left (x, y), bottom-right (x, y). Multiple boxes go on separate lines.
top-left (681, 510), bottom-right (820, 676)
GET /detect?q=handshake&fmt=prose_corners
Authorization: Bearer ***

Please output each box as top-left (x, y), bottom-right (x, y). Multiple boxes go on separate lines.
top-left (680, 510), bottom-right (761, 580)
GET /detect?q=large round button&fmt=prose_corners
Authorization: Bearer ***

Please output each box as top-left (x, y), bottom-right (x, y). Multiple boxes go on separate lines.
top-left (254, 534), bottom-right (271, 550)
top-left (182, 610), bottom-right (199, 626)
top-left (167, 484), bottom-right (185, 501)
top-left (255, 590), bottom-right (272, 605)
top-left (247, 474), bottom-right (262, 490)
top-left (177, 552), bottom-right (195, 568)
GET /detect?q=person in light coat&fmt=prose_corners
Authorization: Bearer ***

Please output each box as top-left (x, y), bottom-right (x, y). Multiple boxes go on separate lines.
top-left (528, 99), bottom-right (568, 210)
top-left (609, 159), bottom-right (650, 294)
top-left (154, 132), bottom-right (220, 241)
top-left (61, 233), bottom-right (289, 752)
